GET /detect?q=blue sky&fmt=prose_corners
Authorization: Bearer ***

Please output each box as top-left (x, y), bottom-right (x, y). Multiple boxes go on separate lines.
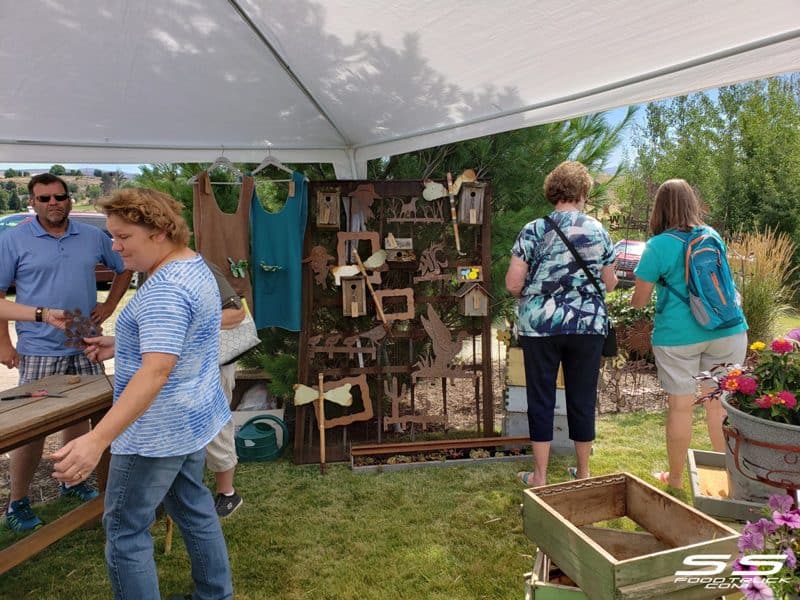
top-left (603, 105), bottom-right (643, 169)
top-left (0, 106), bottom-right (645, 175)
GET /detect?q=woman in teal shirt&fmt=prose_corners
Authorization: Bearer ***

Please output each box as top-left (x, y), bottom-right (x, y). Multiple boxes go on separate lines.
top-left (631, 179), bottom-right (747, 489)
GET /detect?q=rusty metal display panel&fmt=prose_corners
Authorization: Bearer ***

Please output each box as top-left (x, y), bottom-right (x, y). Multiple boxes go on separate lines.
top-left (295, 180), bottom-right (493, 465)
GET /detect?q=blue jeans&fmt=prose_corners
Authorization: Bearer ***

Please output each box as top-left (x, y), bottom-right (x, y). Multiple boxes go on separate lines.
top-left (103, 449), bottom-right (233, 600)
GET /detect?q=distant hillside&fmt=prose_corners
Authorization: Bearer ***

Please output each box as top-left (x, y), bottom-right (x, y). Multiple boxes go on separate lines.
top-left (0, 175), bottom-right (105, 204)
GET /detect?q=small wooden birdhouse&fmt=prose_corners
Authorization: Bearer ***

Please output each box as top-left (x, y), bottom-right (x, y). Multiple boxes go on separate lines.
top-left (458, 182), bottom-right (486, 225)
top-left (342, 276), bottom-right (367, 317)
top-left (455, 282), bottom-right (491, 316)
top-left (316, 190), bottom-right (341, 229)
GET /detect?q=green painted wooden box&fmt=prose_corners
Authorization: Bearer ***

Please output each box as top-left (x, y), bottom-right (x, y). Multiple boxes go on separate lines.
top-left (687, 449), bottom-right (766, 523)
top-left (523, 473), bottom-right (740, 599)
top-left (525, 550), bottom-right (588, 599)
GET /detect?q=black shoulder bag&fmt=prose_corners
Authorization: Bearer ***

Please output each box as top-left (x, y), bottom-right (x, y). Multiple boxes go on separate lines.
top-left (544, 216), bottom-right (617, 357)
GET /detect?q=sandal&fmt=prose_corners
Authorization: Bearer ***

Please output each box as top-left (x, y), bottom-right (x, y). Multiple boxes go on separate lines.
top-left (517, 471), bottom-right (536, 486)
top-left (567, 467), bottom-right (578, 479)
top-left (652, 470), bottom-right (681, 488)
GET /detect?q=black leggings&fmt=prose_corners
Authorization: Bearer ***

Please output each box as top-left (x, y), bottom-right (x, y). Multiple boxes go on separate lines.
top-left (520, 334), bottom-right (603, 442)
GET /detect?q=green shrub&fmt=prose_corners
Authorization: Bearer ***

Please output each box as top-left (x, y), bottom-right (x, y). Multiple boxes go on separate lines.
top-left (728, 228), bottom-right (797, 343)
top-left (606, 287), bottom-right (655, 328)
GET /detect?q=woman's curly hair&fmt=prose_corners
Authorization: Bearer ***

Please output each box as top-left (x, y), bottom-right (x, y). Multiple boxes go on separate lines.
top-left (543, 161), bottom-right (593, 205)
top-left (98, 188), bottom-right (190, 246)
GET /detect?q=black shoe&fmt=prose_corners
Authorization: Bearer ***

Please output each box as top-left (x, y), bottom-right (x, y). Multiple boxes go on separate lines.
top-left (214, 492), bottom-right (243, 519)
top-left (167, 594), bottom-right (192, 600)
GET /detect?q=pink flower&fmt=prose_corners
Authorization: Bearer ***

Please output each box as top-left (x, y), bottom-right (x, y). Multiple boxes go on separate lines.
top-left (773, 510), bottom-right (800, 528)
top-left (755, 394), bottom-right (774, 409)
top-left (741, 576), bottom-right (775, 600)
top-left (771, 338), bottom-right (794, 353)
top-left (777, 391), bottom-right (798, 409)
top-left (769, 495), bottom-right (794, 513)
top-left (737, 377), bottom-right (758, 395)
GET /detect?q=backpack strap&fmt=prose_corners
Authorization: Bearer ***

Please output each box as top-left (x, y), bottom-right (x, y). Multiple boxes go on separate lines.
top-left (657, 229), bottom-right (690, 309)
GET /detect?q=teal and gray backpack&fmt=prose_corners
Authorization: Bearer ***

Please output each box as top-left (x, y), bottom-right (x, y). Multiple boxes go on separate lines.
top-left (658, 227), bottom-right (744, 331)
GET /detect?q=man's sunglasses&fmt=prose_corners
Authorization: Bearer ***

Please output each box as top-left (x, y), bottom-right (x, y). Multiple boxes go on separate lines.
top-left (35, 193), bottom-right (70, 202)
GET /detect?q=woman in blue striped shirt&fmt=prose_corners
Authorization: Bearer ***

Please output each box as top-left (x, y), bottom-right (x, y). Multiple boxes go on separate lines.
top-left (50, 188), bottom-right (233, 600)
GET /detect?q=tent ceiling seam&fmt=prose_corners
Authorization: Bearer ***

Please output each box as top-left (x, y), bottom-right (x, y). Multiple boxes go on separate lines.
top-left (227, 0), bottom-right (351, 147)
top-left (0, 139), bottom-right (345, 152)
top-left (352, 27), bottom-right (800, 153)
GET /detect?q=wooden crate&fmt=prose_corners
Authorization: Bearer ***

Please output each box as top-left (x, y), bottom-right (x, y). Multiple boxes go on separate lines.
top-left (523, 473), bottom-right (740, 600)
top-left (525, 550), bottom-right (588, 599)
top-left (687, 449), bottom-right (767, 523)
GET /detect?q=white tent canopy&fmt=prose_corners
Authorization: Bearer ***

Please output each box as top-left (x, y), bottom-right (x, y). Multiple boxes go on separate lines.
top-left (2, 0), bottom-right (799, 178)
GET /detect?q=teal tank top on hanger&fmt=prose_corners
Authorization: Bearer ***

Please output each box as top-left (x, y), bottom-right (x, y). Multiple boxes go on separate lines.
top-left (251, 171), bottom-right (308, 331)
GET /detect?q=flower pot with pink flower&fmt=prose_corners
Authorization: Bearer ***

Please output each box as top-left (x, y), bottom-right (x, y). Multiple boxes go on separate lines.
top-left (702, 338), bottom-right (800, 499)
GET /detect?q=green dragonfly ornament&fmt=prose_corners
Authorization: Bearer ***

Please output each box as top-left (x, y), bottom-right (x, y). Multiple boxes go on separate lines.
top-left (227, 257), bottom-right (249, 278)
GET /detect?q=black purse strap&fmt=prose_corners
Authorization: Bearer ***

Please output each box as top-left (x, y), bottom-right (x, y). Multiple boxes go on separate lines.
top-left (543, 215), bottom-right (605, 297)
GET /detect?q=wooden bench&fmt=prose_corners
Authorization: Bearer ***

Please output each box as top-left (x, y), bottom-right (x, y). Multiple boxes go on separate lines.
top-left (0, 374), bottom-right (113, 575)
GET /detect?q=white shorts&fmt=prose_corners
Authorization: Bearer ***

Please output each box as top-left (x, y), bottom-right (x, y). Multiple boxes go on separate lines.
top-left (205, 363), bottom-right (238, 473)
top-left (652, 331), bottom-right (748, 395)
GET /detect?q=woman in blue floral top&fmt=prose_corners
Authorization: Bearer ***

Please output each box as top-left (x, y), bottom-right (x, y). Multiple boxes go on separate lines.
top-left (506, 161), bottom-right (617, 487)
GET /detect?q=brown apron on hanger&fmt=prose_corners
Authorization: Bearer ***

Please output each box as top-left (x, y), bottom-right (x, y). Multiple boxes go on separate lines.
top-left (192, 171), bottom-right (255, 312)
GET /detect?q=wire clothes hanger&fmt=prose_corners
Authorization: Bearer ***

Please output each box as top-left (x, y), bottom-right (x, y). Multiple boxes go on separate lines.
top-left (252, 148), bottom-right (309, 182)
top-left (187, 151), bottom-right (244, 185)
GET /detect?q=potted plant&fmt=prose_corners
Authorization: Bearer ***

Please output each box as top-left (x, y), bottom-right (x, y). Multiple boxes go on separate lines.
top-left (735, 493), bottom-right (800, 599)
top-left (700, 338), bottom-right (800, 494)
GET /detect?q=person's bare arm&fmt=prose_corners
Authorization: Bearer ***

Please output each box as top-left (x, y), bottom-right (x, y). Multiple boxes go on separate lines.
top-left (91, 270), bottom-right (134, 325)
top-left (0, 290), bottom-right (17, 369)
top-left (50, 351), bottom-right (177, 483)
top-left (631, 278), bottom-right (655, 308)
top-left (221, 307), bottom-right (246, 330)
top-left (505, 256), bottom-right (529, 298)
top-left (601, 264), bottom-right (618, 293)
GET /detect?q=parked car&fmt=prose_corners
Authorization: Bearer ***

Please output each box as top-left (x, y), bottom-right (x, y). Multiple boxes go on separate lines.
top-left (614, 239), bottom-right (646, 287)
top-left (70, 212), bottom-right (118, 287)
top-left (0, 212), bottom-right (34, 235)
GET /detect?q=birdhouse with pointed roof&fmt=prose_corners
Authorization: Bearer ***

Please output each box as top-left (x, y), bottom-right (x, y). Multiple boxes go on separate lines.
top-left (316, 189), bottom-right (341, 229)
top-left (455, 282), bottom-right (491, 317)
top-left (458, 182), bottom-right (486, 225)
top-left (342, 276), bottom-right (367, 317)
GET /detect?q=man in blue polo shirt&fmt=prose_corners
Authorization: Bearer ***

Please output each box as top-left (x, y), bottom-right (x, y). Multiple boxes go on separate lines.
top-left (0, 173), bottom-right (132, 532)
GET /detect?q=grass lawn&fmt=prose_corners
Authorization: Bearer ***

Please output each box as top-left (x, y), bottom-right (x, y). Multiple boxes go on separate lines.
top-left (0, 410), bottom-right (719, 600)
top-left (776, 312), bottom-right (800, 337)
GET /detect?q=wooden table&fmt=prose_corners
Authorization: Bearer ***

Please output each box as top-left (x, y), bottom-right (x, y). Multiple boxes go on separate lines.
top-left (0, 374), bottom-right (113, 575)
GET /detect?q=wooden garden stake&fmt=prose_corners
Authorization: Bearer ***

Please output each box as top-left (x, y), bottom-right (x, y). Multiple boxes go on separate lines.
top-left (164, 515), bottom-right (174, 554)
top-left (294, 378), bottom-right (354, 474)
top-left (351, 248), bottom-right (388, 326)
top-left (317, 372), bottom-right (326, 474)
top-left (446, 172), bottom-right (464, 255)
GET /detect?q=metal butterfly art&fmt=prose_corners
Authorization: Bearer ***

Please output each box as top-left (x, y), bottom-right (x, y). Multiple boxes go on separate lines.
top-left (63, 309), bottom-right (98, 349)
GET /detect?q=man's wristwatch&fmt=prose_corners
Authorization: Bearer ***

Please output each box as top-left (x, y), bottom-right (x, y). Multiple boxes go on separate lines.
top-left (35, 307), bottom-right (44, 322)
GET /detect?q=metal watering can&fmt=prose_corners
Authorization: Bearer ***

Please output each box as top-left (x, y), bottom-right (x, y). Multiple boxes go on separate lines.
top-left (235, 414), bottom-right (288, 462)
